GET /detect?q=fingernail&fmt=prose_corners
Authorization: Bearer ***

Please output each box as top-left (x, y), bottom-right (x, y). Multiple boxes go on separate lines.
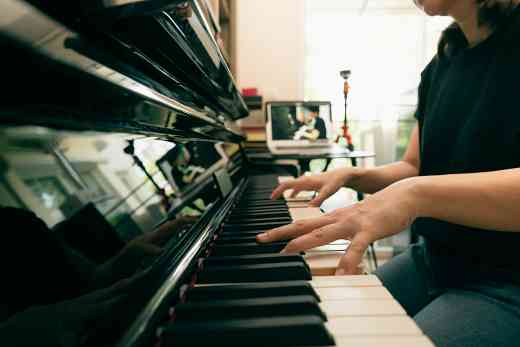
top-left (335, 268), bottom-right (346, 276)
top-left (257, 233), bottom-right (267, 241)
top-left (280, 247), bottom-right (288, 254)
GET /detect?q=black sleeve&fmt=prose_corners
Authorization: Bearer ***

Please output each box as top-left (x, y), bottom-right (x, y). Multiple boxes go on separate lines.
top-left (414, 60), bottom-right (435, 122)
top-left (315, 117), bottom-right (327, 139)
top-left (0, 208), bottom-right (83, 321)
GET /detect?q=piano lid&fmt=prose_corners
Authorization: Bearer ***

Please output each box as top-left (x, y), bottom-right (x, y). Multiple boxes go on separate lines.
top-left (21, 0), bottom-right (249, 121)
top-left (0, 0), bottom-right (246, 143)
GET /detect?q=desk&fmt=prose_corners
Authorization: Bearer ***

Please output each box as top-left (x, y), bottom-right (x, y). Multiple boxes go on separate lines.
top-left (247, 150), bottom-right (375, 173)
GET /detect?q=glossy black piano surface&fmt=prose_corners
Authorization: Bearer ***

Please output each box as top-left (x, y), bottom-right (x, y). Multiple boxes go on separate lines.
top-left (0, 1), bottom-right (342, 346)
top-left (0, 0), bottom-right (247, 142)
top-left (0, 125), bottom-right (334, 347)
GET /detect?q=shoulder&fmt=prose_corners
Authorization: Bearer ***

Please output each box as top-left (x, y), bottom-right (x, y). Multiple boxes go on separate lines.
top-left (418, 56), bottom-right (441, 95)
top-left (500, 6), bottom-right (520, 58)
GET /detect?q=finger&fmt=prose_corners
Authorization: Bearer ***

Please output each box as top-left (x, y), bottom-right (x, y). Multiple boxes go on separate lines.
top-left (77, 277), bottom-right (133, 304)
top-left (335, 234), bottom-right (370, 276)
top-left (309, 185), bottom-right (335, 207)
top-left (149, 216), bottom-right (196, 245)
top-left (289, 187), bottom-right (304, 199)
top-left (257, 216), bottom-right (334, 243)
top-left (176, 215), bottom-right (199, 226)
top-left (271, 182), bottom-right (294, 200)
top-left (135, 243), bottom-right (164, 256)
top-left (282, 222), bottom-right (345, 253)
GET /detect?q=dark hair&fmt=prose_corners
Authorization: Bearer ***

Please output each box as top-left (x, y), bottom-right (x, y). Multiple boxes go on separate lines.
top-left (307, 105), bottom-right (320, 113)
top-left (438, 0), bottom-right (517, 60)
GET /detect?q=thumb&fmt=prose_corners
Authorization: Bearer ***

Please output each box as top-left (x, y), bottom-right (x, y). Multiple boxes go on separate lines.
top-left (134, 243), bottom-right (164, 256)
top-left (335, 235), bottom-right (369, 275)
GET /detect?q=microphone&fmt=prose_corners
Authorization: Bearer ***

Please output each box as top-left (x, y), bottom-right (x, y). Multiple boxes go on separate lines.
top-left (340, 70), bottom-right (351, 98)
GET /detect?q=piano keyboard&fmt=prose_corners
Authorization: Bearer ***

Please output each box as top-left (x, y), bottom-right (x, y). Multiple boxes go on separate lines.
top-left (155, 175), bottom-right (435, 347)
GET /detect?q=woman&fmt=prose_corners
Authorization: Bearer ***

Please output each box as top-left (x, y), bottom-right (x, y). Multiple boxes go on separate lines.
top-left (258, 1), bottom-right (520, 346)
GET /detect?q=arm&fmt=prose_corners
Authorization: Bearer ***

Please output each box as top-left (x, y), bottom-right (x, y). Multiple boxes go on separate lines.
top-left (415, 168), bottom-right (520, 232)
top-left (271, 124), bottom-right (421, 205)
top-left (301, 129), bottom-right (320, 141)
top-left (260, 164), bottom-right (520, 275)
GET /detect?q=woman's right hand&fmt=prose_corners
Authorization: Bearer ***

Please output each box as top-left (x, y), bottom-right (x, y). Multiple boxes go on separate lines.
top-left (271, 168), bottom-right (361, 207)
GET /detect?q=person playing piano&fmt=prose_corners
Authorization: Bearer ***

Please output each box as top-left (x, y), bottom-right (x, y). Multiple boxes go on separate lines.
top-left (293, 106), bottom-right (327, 141)
top-left (260, 1), bottom-right (520, 346)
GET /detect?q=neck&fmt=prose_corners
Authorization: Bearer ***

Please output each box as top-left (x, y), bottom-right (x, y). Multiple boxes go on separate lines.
top-left (450, 1), bottom-right (493, 47)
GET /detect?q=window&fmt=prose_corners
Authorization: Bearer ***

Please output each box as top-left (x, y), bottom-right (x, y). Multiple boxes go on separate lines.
top-left (24, 176), bottom-right (68, 210)
top-left (304, 0), bottom-right (451, 163)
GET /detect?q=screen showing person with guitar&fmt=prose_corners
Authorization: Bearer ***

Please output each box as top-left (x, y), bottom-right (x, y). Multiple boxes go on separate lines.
top-left (293, 105), bottom-right (327, 141)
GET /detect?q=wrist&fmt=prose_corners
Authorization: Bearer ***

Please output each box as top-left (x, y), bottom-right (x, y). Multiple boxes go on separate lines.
top-left (345, 167), bottom-right (366, 187)
top-left (403, 176), bottom-right (431, 219)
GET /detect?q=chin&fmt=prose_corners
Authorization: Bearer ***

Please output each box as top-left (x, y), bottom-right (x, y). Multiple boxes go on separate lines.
top-left (417, 0), bottom-right (449, 16)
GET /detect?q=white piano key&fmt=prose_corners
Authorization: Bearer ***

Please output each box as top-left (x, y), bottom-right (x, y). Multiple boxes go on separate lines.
top-left (289, 207), bottom-right (323, 221)
top-left (311, 275), bottom-right (381, 288)
top-left (320, 299), bottom-right (406, 317)
top-left (305, 251), bottom-right (344, 276)
top-left (287, 201), bottom-right (312, 208)
top-left (315, 286), bottom-right (393, 301)
top-left (283, 189), bottom-right (315, 202)
top-left (326, 316), bottom-right (423, 337)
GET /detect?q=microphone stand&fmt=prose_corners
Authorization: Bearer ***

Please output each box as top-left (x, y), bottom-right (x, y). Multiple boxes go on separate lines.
top-left (338, 70), bottom-right (378, 270)
top-left (124, 140), bottom-right (172, 212)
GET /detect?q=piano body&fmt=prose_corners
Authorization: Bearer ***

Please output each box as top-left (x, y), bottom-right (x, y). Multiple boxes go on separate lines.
top-left (0, 1), bottom-right (435, 346)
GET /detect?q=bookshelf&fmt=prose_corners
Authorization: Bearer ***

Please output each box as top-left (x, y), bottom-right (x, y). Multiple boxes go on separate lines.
top-left (206, 0), bottom-right (236, 74)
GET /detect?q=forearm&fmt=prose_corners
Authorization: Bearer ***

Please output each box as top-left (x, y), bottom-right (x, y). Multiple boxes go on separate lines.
top-left (414, 168), bottom-right (520, 232)
top-left (348, 160), bottom-right (419, 194)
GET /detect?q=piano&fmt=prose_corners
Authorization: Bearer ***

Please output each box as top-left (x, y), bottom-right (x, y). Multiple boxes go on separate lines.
top-left (0, 1), bottom-right (435, 346)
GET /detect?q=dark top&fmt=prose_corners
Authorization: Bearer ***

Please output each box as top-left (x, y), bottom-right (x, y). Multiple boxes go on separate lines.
top-left (412, 7), bottom-right (520, 280)
top-left (315, 117), bottom-right (327, 140)
top-left (0, 208), bottom-right (86, 321)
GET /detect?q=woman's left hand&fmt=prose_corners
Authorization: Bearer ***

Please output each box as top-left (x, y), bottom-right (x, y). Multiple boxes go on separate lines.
top-left (257, 178), bottom-right (422, 275)
top-left (92, 216), bottom-right (198, 288)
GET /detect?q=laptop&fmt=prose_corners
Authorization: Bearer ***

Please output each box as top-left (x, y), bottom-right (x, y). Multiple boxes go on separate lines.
top-left (266, 101), bottom-right (350, 155)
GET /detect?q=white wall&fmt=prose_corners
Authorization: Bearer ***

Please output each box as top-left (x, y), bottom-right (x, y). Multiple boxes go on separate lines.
top-left (235, 0), bottom-right (305, 101)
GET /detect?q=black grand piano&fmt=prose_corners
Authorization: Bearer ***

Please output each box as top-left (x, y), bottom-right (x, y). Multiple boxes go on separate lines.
top-left (0, 1), bottom-right (335, 346)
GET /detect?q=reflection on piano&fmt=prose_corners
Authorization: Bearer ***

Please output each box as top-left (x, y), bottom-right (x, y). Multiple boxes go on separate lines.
top-left (0, 0), bottom-right (434, 346)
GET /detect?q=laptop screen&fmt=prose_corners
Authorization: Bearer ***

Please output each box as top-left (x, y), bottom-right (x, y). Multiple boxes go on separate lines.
top-left (268, 102), bottom-right (333, 143)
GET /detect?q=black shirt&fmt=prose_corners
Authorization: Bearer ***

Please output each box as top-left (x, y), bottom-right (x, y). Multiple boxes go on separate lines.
top-left (315, 117), bottom-right (327, 140)
top-left (412, 8), bottom-right (520, 276)
top-left (0, 208), bottom-right (85, 321)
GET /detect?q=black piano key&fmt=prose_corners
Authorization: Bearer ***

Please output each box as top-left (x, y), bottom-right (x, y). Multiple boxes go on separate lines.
top-left (203, 253), bottom-right (308, 267)
top-left (235, 201), bottom-right (288, 210)
top-left (211, 242), bottom-right (287, 256)
top-left (225, 219), bottom-right (292, 226)
top-left (174, 295), bottom-right (326, 322)
top-left (223, 222), bottom-right (289, 232)
top-left (238, 195), bottom-right (274, 201)
top-left (219, 230), bottom-right (275, 237)
top-left (162, 315), bottom-right (335, 347)
top-left (235, 200), bottom-right (287, 207)
top-left (228, 211), bottom-right (291, 220)
top-left (197, 262), bottom-right (312, 283)
top-left (215, 235), bottom-right (279, 244)
top-left (229, 210), bottom-right (290, 219)
top-left (187, 281), bottom-right (320, 302)
top-left (231, 205), bottom-right (289, 212)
